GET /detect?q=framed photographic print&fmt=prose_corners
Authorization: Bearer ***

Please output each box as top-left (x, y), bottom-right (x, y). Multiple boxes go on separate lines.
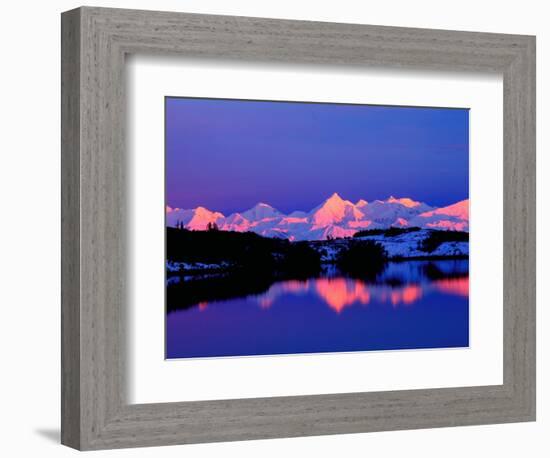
top-left (61, 6), bottom-right (536, 450)
top-left (164, 98), bottom-right (470, 359)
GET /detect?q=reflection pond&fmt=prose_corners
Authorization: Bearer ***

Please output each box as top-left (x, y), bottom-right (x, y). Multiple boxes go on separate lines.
top-left (166, 259), bottom-right (469, 359)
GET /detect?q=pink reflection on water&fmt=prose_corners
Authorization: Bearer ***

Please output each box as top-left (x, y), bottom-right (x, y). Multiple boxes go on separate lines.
top-left (433, 277), bottom-right (469, 297)
top-left (380, 284), bottom-right (423, 307)
top-left (256, 277), bottom-right (440, 313)
top-left (314, 278), bottom-right (371, 313)
top-left (258, 280), bottom-right (309, 309)
top-left (258, 296), bottom-right (275, 309)
top-left (198, 301), bottom-right (208, 311)
top-left (283, 279), bottom-right (310, 292)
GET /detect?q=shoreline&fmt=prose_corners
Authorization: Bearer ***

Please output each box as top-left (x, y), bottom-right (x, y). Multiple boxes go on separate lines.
top-left (166, 254), bottom-right (469, 276)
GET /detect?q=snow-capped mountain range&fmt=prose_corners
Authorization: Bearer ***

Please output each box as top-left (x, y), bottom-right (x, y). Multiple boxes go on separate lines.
top-left (166, 193), bottom-right (469, 241)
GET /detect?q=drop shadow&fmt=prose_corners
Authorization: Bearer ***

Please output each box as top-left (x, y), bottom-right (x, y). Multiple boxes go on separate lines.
top-left (35, 428), bottom-right (60, 443)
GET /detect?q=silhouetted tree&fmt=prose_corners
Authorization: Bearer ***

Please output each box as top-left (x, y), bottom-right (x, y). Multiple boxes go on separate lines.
top-left (353, 227), bottom-right (421, 238)
top-left (206, 222), bottom-right (219, 232)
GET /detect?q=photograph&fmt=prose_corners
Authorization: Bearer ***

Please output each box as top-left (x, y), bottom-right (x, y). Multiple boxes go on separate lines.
top-left (165, 97), bottom-right (470, 359)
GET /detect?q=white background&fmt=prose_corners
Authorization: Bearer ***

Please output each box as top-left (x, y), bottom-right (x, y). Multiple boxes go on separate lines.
top-left (0, 1), bottom-right (546, 457)
top-left (129, 58), bottom-right (503, 403)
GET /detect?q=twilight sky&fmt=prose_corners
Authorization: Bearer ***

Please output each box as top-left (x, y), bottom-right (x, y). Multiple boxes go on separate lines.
top-left (166, 97), bottom-right (469, 215)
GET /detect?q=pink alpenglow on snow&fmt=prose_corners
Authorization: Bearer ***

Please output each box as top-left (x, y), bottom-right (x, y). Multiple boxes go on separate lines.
top-left (166, 194), bottom-right (470, 241)
top-left (309, 193), bottom-right (364, 227)
top-left (168, 206), bottom-right (225, 231)
top-left (386, 196), bottom-right (424, 208)
top-left (409, 199), bottom-right (469, 232)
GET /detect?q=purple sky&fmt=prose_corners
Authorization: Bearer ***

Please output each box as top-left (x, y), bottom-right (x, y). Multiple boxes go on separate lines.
top-left (166, 97), bottom-right (469, 215)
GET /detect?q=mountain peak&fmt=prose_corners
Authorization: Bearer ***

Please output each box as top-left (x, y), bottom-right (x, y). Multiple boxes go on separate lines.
top-left (255, 202), bottom-right (275, 208)
top-left (410, 198), bottom-right (469, 231)
top-left (319, 192), bottom-right (348, 209)
top-left (327, 192), bottom-right (344, 201)
top-left (166, 205), bottom-right (224, 231)
top-left (421, 198), bottom-right (469, 218)
top-left (242, 202), bottom-right (282, 221)
top-left (386, 196), bottom-right (421, 208)
top-left (310, 192), bottom-right (361, 226)
top-left (318, 192), bottom-right (350, 211)
top-left (194, 206), bottom-right (214, 215)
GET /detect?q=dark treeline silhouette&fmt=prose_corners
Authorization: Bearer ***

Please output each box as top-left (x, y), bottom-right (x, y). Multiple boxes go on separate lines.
top-left (278, 242), bottom-right (324, 278)
top-left (166, 227), bottom-right (321, 276)
top-left (336, 240), bottom-right (388, 279)
top-left (420, 230), bottom-right (469, 253)
top-left (353, 227), bottom-right (422, 238)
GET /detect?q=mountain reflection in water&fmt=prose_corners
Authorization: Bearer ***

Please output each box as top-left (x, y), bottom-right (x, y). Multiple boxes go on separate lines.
top-left (166, 260), bottom-right (469, 359)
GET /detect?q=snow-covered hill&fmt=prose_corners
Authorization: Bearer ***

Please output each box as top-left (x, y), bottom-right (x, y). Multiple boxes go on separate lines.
top-left (312, 229), bottom-right (469, 261)
top-left (409, 199), bottom-right (469, 231)
top-left (167, 193), bottom-right (469, 241)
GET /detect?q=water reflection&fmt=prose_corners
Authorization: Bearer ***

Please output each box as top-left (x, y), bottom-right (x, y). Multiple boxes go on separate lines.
top-left (433, 277), bottom-right (469, 297)
top-left (254, 275), bottom-right (467, 313)
top-left (167, 259), bottom-right (468, 313)
top-left (166, 260), bottom-right (469, 359)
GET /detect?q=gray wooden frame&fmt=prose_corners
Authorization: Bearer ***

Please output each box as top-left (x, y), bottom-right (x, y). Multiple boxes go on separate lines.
top-left (61, 6), bottom-right (536, 451)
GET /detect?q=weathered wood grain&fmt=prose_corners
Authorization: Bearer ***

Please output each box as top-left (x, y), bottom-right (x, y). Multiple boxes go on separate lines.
top-left (61, 7), bottom-right (81, 450)
top-left (61, 6), bottom-right (536, 450)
